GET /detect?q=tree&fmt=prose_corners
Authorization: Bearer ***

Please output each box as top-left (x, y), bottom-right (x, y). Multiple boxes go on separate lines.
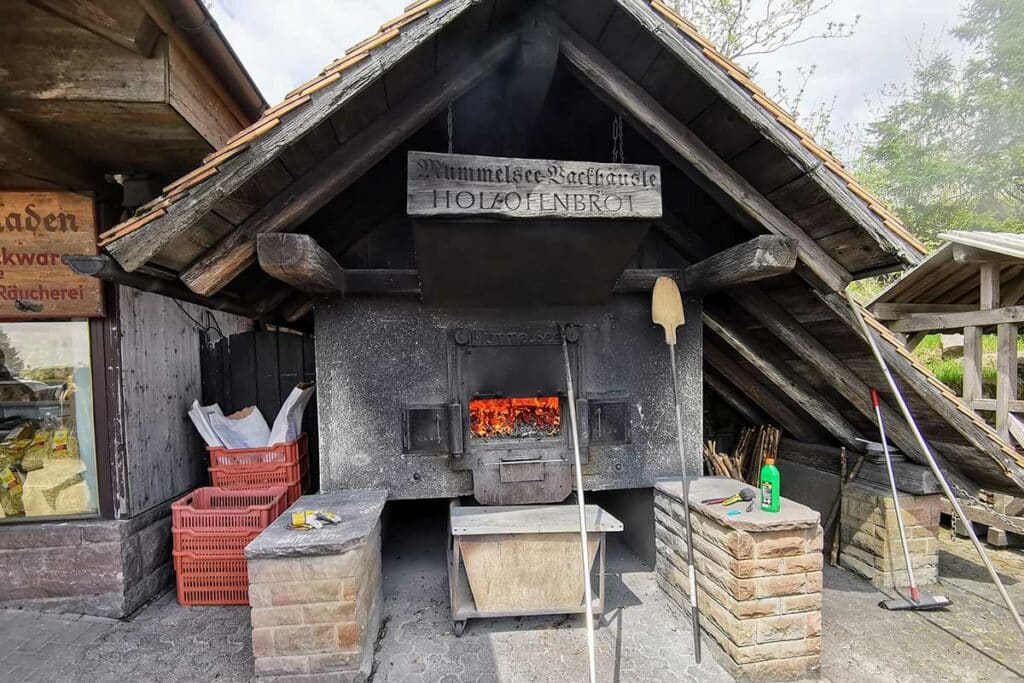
top-left (667, 0), bottom-right (859, 137)
top-left (0, 330), bottom-right (25, 375)
top-left (856, 0), bottom-right (1024, 245)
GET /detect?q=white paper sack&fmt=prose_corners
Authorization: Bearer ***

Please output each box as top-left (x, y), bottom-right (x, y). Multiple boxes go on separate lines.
top-left (188, 400), bottom-right (224, 448)
top-left (209, 406), bottom-right (271, 449)
top-left (268, 383), bottom-right (316, 445)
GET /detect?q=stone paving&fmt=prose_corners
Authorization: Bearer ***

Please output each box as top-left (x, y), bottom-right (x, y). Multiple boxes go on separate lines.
top-left (0, 513), bottom-right (1021, 682)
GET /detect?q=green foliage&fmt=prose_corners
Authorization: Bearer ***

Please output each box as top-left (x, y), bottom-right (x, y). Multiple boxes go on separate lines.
top-left (0, 331), bottom-right (25, 375)
top-left (856, 0), bottom-right (1024, 246)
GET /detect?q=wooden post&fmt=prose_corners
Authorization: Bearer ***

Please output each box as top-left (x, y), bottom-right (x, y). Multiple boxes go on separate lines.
top-left (964, 264), bottom-right (1000, 403)
top-left (997, 322), bottom-right (1018, 440)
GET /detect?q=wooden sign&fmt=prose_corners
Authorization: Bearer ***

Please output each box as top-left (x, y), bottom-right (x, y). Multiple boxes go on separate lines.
top-left (407, 151), bottom-right (662, 219)
top-left (0, 192), bottom-right (103, 319)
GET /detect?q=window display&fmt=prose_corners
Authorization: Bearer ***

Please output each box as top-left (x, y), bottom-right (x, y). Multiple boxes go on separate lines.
top-left (0, 321), bottom-right (97, 521)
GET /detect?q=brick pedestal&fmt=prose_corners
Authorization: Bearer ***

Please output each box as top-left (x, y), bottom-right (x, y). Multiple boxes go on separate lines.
top-left (655, 478), bottom-right (823, 681)
top-left (839, 480), bottom-right (940, 588)
top-left (245, 491), bottom-right (387, 682)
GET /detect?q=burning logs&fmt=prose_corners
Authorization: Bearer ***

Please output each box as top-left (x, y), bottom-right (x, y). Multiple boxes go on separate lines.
top-left (469, 397), bottom-right (561, 439)
top-left (703, 425), bottom-right (781, 484)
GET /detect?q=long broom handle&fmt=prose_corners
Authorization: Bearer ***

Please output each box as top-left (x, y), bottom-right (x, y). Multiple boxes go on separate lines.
top-left (872, 389), bottom-right (920, 599)
top-left (850, 302), bottom-right (1024, 638)
top-left (561, 330), bottom-right (597, 683)
top-left (670, 343), bottom-right (702, 663)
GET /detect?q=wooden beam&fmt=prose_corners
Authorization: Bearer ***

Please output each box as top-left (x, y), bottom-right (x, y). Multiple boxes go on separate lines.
top-left (888, 305), bottom-right (1024, 333)
top-left (732, 286), bottom-right (925, 462)
top-left (703, 367), bottom-right (769, 426)
top-left (704, 311), bottom-right (864, 449)
top-left (870, 303), bottom-right (977, 320)
top-left (613, 0), bottom-right (924, 267)
top-left (819, 292), bottom-right (1024, 494)
top-left (703, 343), bottom-right (824, 443)
top-left (614, 236), bottom-right (795, 293)
top-left (681, 236), bottom-right (796, 292)
top-left (106, 0), bottom-right (481, 272)
top-left (971, 398), bottom-right (1024, 413)
top-left (952, 244), bottom-right (1022, 263)
top-left (28, 0), bottom-right (159, 55)
top-left (778, 438), bottom-right (844, 474)
top-left (63, 254), bottom-right (273, 322)
top-left (0, 113), bottom-right (99, 189)
top-left (179, 32), bottom-right (518, 296)
top-left (257, 233), bottom-right (346, 295)
top-left (344, 269), bottom-right (421, 296)
top-left (555, 19), bottom-right (852, 293)
top-left (997, 322), bottom-right (1018, 440)
top-left (965, 264), bottom-right (999, 402)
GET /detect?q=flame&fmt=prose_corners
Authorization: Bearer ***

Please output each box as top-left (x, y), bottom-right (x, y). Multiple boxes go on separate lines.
top-left (469, 396), bottom-right (561, 438)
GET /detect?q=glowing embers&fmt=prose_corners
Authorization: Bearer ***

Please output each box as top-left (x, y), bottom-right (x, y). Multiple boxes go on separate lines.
top-left (469, 396), bottom-right (561, 439)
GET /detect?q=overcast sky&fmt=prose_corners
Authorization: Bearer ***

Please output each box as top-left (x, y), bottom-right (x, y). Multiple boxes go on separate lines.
top-left (207, 0), bottom-right (967, 161)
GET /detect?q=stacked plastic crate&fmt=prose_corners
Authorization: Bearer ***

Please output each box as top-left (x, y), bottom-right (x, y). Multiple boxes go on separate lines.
top-left (171, 486), bottom-right (289, 605)
top-left (207, 433), bottom-right (310, 505)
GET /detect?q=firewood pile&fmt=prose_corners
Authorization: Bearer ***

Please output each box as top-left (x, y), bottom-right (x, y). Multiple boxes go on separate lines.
top-left (703, 425), bottom-right (781, 485)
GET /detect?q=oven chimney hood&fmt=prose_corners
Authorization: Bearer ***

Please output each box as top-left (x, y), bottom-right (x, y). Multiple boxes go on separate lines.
top-left (406, 151), bottom-right (661, 307)
top-left (412, 218), bottom-right (651, 306)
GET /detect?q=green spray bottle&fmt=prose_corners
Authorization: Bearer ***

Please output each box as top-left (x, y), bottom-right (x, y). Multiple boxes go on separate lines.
top-left (760, 456), bottom-right (780, 513)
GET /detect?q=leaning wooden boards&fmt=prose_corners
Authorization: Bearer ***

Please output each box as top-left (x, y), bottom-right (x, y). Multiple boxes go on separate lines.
top-left (407, 151), bottom-right (662, 219)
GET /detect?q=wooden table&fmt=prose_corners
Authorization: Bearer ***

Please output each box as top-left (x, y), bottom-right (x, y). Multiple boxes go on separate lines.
top-left (447, 501), bottom-right (623, 635)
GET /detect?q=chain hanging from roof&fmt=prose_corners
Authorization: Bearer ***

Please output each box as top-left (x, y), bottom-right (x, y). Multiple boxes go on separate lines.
top-left (611, 113), bottom-right (625, 163)
top-left (447, 102), bottom-right (454, 155)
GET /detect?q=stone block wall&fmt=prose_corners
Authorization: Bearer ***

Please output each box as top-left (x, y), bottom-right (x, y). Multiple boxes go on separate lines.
top-left (0, 504), bottom-right (173, 618)
top-left (654, 480), bottom-right (823, 681)
top-left (248, 522), bottom-right (382, 681)
top-left (839, 480), bottom-right (940, 588)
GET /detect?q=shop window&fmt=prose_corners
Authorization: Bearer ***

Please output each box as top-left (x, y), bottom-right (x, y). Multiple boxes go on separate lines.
top-left (0, 321), bottom-right (98, 522)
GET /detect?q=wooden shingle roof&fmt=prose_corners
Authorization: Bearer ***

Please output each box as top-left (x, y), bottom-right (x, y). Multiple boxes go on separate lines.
top-left (99, 0), bottom-right (926, 268)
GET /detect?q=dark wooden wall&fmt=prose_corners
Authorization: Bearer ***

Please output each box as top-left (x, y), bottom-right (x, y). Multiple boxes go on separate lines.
top-left (200, 329), bottom-right (319, 490)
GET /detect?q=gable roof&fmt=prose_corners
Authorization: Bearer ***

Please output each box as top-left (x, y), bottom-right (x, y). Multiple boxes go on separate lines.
top-left (80, 0), bottom-right (1024, 495)
top-left (873, 231), bottom-right (1024, 308)
top-left (97, 0), bottom-right (926, 283)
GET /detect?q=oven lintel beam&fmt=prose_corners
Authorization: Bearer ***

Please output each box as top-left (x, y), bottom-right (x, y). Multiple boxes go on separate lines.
top-left (554, 17), bottom-right (852, 294)
top-left (257, 233), bottom-right (346, 295)
top-left (615, 235), bottom-right (797, 294)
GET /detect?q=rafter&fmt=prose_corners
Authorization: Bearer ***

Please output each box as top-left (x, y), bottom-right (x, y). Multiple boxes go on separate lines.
top-left (178, 32), bottom-right (519, 296)
top-left (555, 17), bottom-right (851, 292)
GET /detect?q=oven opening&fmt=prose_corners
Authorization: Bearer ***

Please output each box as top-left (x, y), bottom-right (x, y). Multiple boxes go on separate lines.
top-left (469, 396), bottom-right (561, 439)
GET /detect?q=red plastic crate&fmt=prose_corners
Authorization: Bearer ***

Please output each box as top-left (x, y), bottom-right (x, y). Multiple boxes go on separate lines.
top-left (171, 486), bottom-right (289, 532)
top-left (174, 554), bottom-right (250, 606)
top-left (207, 434), bottom-right (307, 469)
top-left (172, 527), bottom-right (262, 555)
top-left (209, 461), bottom-right (308, 505)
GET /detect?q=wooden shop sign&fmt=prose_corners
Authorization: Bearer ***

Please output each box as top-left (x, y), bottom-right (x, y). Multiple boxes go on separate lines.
top-left (407, 151), bottom-right (662, 219)
top-left (0, 192), bottom-right (102, 319)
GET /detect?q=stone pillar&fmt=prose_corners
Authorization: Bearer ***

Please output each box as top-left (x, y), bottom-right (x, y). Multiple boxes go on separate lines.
top-left (839, 480), bottom-right (940, 588)
top-left (245, 491), bottom-right (387, 682)
top-left (655, 479), bottom-right (823, 681)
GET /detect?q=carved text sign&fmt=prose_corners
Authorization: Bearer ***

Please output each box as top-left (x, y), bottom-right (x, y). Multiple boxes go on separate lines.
top-left (0, 192), bottom-right (102, 319)
top-left (407, 151), bottom-right (662, 219)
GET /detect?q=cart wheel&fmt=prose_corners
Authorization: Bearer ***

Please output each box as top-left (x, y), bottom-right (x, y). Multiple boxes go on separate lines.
top-left (453, 620), bottom-right (467, 637)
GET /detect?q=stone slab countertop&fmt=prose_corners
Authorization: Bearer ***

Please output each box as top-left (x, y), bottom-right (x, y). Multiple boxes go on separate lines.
top-left (245, 490), bottom-right (388, 560)
top-left (656, 476), bottom-right (819, 532)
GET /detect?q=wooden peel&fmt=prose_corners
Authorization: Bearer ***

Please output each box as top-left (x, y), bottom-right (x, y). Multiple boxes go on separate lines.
top-left (651, 276), bottom-right (702, 663)
top-left (652, 276), bottom-right (685, 345)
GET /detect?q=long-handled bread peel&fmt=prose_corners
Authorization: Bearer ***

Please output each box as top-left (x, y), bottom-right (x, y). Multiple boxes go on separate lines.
top-left (651, 276), bottom-right (702, 663)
